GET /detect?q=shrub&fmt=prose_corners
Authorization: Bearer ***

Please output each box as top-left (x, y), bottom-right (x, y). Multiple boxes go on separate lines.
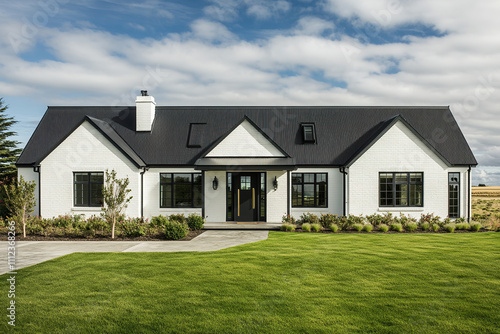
top-left (282, 215), bottom-right (296, 225)
top-left (87, 215), bottom-right (108, 234)
top-left (311, 223), bottom-right (322, 232)
top-left (169, 214), bottom-right (187, 225)
top-left (363, 224), bottom-right (373, 232)
top-left (119, 219), bottom-right (147, 238)
top-left (329, 223), bottom-right (339, 232)
top-left (432, 223), bottom-right (440, 232)
top-left (281, 223), bottom-right (296, 232)
top-left (299, 213), bottom-right (319, 225)
top-left (455, 217), bottom-right (466, 224)
top-left (444, 223), bottom-right (456, 233)
top-left (164, 221), bottom-right (188, 240)
top-left (390, 223), bottom-right (403, 232)
top-left (337, 216), bottom-right (350, 231)
top-left (319, 214), bottom-right (337, 228)
top-left (301, 223), bottom-right (311, 232)
top-left (378, 224), bottom-right (389, 232)
top-left (420, 222), bottom-right (430, 231)
top-left (54, 215), bottom-right (73, 228)
top-left (470, 222), bottom-right (481, 232)
top-left (405, 222), bottom-right (418, 232)
top-left (187, 214), bottom-right (204, 230)
top-left (151, 215), bottom-right (169, 227)
top-left (365, 214), bottom-right (383, 226)
top-left (455, 222), bottom-right (469, 230)
top-left (353, 223), bottom-right (363, 232)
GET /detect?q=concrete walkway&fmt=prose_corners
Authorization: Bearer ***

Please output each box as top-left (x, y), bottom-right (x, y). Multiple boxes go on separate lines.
top-left (0, 230), bottom-right (268, 275)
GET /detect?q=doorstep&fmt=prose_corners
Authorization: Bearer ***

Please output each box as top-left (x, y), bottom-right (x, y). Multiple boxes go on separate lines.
top-left (203, 222), bottom-right (281, 230)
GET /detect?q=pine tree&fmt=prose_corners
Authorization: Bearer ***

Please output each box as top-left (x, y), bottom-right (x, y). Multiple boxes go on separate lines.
top-left (0, 98), bottom-right (22, 179)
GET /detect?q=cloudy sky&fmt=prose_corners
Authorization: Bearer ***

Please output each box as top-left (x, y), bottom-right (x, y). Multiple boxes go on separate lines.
top-left (1, 0), bottom-right (499, 185)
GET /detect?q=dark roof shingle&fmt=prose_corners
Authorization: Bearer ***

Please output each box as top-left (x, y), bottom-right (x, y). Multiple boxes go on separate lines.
top-left (16, 106), bottom-right (477, 167)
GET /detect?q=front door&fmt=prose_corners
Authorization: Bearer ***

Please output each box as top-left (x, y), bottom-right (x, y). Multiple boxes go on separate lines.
top-left (236, 173), bottom-right (258, 221)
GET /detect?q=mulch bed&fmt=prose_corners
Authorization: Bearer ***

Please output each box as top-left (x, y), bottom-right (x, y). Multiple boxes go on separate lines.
top-left (0, 229), bottom-right (205, 241)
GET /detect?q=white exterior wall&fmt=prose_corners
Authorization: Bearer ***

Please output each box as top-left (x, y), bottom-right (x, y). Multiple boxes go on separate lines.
top-left (143, 168), bottom-right (203, 219)
top-left (17, 167), bottom-right (40, 216)
top-left (267, 171), bottom-right (288, 222)
top-left (204, 171), bottom-right (227, 222)
top-left (348, 121), bottom-right (470, 219)
top-left (290, 168), bottom-right (343, 220)
top-left (39, 121), bottom-right (141, 218)
top-left (206, 120), bottom-right (284, 157)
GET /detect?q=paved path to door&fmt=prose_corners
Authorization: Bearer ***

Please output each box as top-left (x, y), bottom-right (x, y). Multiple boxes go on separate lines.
top-left (0, 230), bottom-right (268, 275)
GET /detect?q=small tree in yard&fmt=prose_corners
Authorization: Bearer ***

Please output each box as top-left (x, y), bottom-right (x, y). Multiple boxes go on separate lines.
top-left (1, 175), bottom-right (36, 237)
top-left (102, 169), bottom-right (132, 239)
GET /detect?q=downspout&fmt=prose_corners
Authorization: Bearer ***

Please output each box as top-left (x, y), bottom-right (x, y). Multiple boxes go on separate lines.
top-left (468, 165), bottom-right (472, 222)
top-left (33, 166), bottom-right (41, 217)
top-left (201, 171), bottom-right (205, 219)
top-left (287, 170), bottom-right (291, 217)
top-left (140, 167), bottom-right (149, 218)
top-left (339, 167), bottom-right (348, 216)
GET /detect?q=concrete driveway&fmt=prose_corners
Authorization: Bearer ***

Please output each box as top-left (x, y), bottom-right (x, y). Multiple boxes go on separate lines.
top-left (0, 230), bottom-right (268, 275)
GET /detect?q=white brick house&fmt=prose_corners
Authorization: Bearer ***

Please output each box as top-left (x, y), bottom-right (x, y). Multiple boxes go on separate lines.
top-left (17, 91), bottom-right (477, 222)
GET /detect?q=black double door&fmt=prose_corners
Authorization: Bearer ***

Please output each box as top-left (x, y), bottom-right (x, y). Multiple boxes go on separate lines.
top-left (233, 173), bottom-right (261, 222)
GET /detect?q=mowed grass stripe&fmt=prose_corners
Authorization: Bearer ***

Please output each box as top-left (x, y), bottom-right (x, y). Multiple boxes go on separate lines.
top-left (1, 232), bottom-right (499, 333)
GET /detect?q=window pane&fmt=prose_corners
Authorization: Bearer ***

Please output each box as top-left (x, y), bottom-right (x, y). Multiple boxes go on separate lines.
top-left (449, 173), bottom-right (459, 183)
top-left (292, 185), bottom-right (302, 207)
top-left (74, 183), bottom-right (88, 206)
top-left (75, 173), bottom-right (88, 182)
top-left (160, 184), bottom-right (172, 208)
top-left (174, 174), bottom-right (191, 183)
top-left (160, 174), bottom-right (172, 184)
top-left (303, 184), bottom-right (315, 206)
top-left (410, 184), bottom-right (423, 206)
top-left (90, 183), bottom-right (103, 206)
top-left (241, 176), bottom-right (251, 190)
top-left (304, 174), bottom-right (314, 183)
top-left (90, 172), bottom-right (103, 183)
top-left (316, 173), bottom-right (327, 183)
top-left (193, 174), bottom-right (202, 185)
top-left (410, 173), bottom-right (422, 183)
top-left (395, 184), bottom-right (408, 206)
top-left (292, 174), bottom-right (302, 184)
top-left (316, 183), bottom-right (327, 207)
top-left (193, 184), bottom-right (202, 208)
top-left (395, 173), bottom-right (408, 183)
top-left (174, 184), bottom-right (192, 207)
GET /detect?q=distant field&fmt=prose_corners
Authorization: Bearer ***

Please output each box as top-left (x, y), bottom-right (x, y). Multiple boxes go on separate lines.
top-left (472, 187), bottom-right (500, 219)
top-left (472, 186), bottom-right (500, 198)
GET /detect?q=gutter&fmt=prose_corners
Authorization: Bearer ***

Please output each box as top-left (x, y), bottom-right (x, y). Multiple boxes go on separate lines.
top-left (339, 167), bottom-right (348, 216)
top-left (140, 167), bottom-right (149, 218)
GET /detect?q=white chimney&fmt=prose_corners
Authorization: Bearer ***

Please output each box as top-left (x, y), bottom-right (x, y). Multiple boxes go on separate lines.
top-left (136, 90), bottom-right (156, 131)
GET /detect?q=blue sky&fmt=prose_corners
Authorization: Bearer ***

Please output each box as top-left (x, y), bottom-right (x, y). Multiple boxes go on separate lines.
top-left (1, 0), bottom-right (499, 185)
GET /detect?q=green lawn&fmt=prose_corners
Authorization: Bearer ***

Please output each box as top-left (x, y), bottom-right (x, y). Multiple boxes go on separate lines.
top-left (2, 232), bottom-right (499, 333)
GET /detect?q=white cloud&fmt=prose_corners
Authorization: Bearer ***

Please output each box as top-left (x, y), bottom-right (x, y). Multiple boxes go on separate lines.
top-left (189, 19), bottom-right (237, 43)
top-left (294, 16), bottom-right (335, 36)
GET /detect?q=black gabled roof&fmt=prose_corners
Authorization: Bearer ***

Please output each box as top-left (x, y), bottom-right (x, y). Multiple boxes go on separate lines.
top-left (16, 106), bottom-right (477, 167)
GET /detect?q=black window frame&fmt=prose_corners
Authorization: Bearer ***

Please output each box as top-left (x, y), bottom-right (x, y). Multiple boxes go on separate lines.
top-left (73, 172), bottom-right (104, 207)
top-left (301, 123), bottom-right (316, 143)
top-left (291, 173), bottom-right (328, 208)
top-left (160, 173), bottom-right (202, 208)
top-left (448, 172), bottom-right (460, 218)
top-left (379, 172), bottom-right (424, 207)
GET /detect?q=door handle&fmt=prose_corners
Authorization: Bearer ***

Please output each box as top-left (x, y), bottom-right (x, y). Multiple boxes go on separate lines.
top-left (252, 188), bottom-right (255, 209)
top-left (238, 189), bottom-right (240, 217)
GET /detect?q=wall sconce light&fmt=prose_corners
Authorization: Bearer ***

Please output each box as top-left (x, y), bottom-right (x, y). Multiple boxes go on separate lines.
top-left (212, 176), bottom-right (219, 190)
top-left (273, 176), bottom-right (278, 191)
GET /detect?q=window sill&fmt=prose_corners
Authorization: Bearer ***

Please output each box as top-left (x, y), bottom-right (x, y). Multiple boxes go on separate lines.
top-left (71, 207), bottom-right (103, 212)
top-left (378, 207), bottom-right (424, 212)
